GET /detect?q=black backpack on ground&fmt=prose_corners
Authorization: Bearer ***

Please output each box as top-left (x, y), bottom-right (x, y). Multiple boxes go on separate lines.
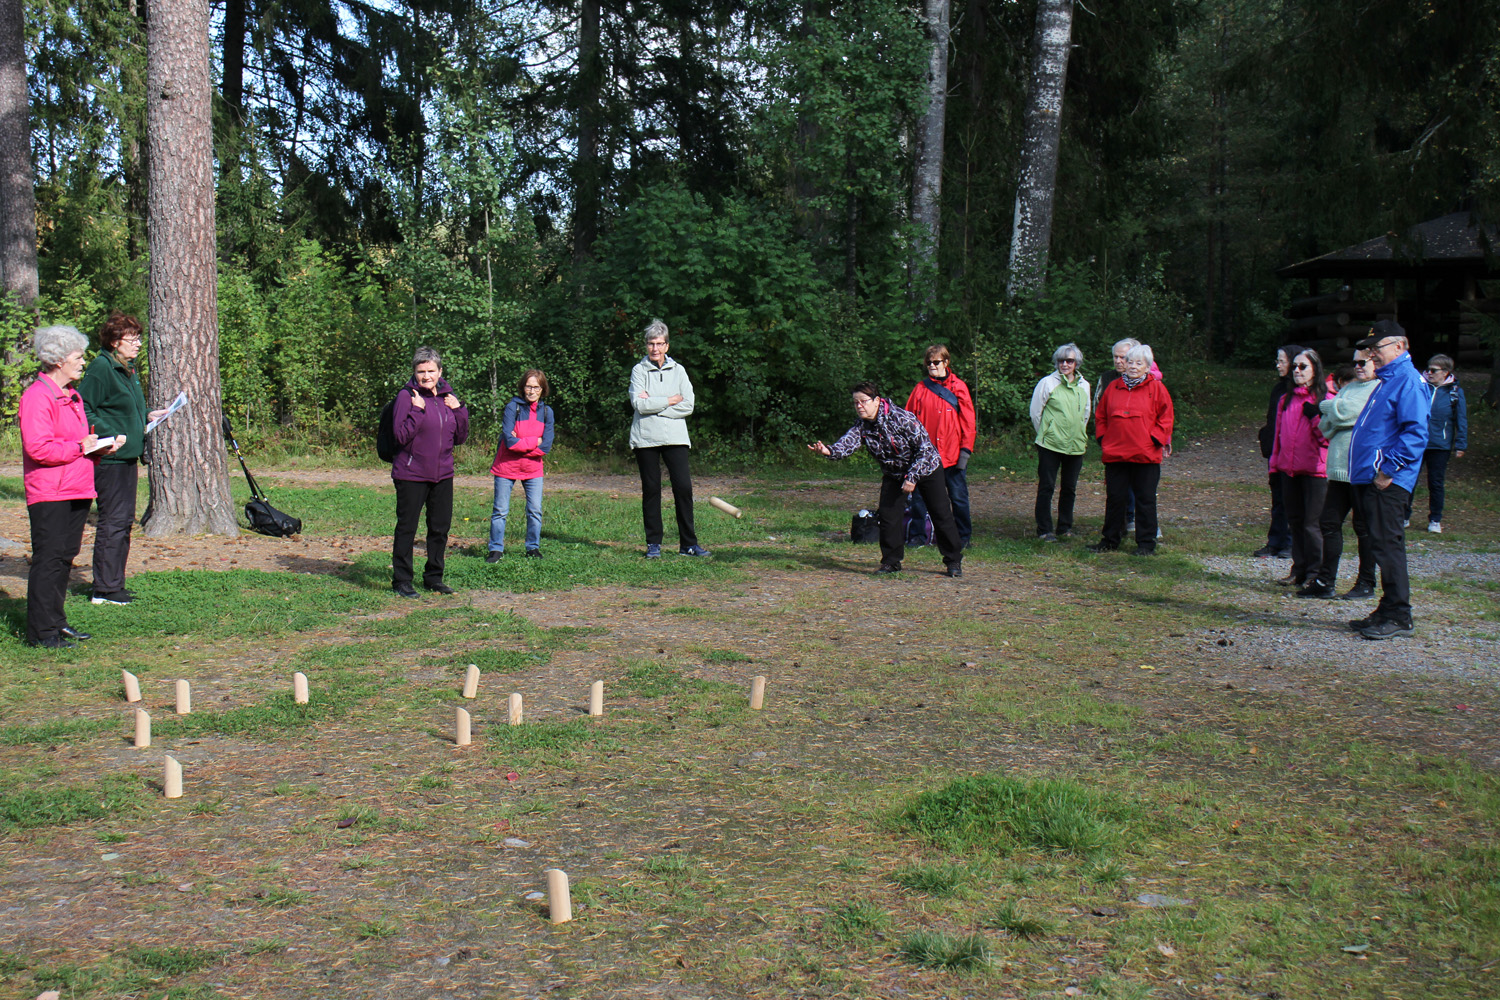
top-left (222, 416), bottom-right (303, 538)
top-left (375, 398), bottom-right (398, 463)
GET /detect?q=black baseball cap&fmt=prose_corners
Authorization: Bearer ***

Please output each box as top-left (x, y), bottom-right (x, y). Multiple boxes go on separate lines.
top-left (1354, 319), bottom-right (1405, 349)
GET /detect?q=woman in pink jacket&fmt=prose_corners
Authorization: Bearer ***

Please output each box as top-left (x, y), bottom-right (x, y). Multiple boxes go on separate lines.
top-left (1269, 349), bottom-right (1329, 587)
top-left (487, 369), bottom-right (555, 561)
top-left (20, 326), bottom-right (120, 648)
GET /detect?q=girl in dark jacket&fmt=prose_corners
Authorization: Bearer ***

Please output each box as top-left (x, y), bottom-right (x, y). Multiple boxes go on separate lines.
top-left (390, 347), bottom-right (469, 598)
top-left (1415, 354), bottom-right (1467, 533)
top-left (1253, 344), bottom-right (1304, 558)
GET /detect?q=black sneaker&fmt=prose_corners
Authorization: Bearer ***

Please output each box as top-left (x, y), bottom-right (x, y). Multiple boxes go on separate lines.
top-left (60, 626), bottom-right (92, 641)
top-left (679, 544), bottom-right (712, 557)
top-left (1340, 583), bottom-right (1375, 601)
top-left (1274, 548), bottom-right (1292, 559)
top-left (874, 563), bottom-right (902, 574)
top-left (1085, 542), bottom-right (1117, 554)
top-left (1252, 544), bottom-right (1279, 558)
top-left (1295, 582), bottom-right (1335, 599)
top-left (1360, 619), bottom-right (1414, 640)
top-left (91, 590), bottom-right (134, 605)
top-left (524, 549), bottom-right (542, 559)
top-left (485, 550), bottom-right (504, 563)
top-left (425, 582), bottom-right (455, 595)
top-left (945, 564), bottom-right (962, 578)
top-left (26, 636), bottom-right (74, 649)
top-left (1348, 615), bottom-right (1378, 631)
top-left (1038, 532), bottom-right (1058, 542)
top-left (392, 582), bottom-right (419, 599)
top-left (1132, 547), bottom-right (1157, 557)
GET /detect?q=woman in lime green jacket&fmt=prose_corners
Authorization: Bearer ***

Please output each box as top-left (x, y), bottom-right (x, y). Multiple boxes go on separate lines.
top-left (1029, 343), bottom-right (1091, 540)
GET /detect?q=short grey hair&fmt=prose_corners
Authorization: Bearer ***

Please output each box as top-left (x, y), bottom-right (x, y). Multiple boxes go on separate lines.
top-left (643, 318), bottom-right (669, 345)
top-left (1125, 344), bottom-right (1155, 367)
top-left (1052, 342), bottom-right (1083, 366)
top-left (413, 346), bottom-right (442, 370)
top-left (1111, 338), bottom-right (1140, 355)
top-left (34, 325), bottom-right (88, 367)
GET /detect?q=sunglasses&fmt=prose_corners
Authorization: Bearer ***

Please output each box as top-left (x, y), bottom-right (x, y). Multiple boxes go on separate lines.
top-left (1424, 367), bottom-right (1448, 374)
top-left (1293, 363), bottom-right (1312, 370)
top-left (926, 360), bottom-right (946, 368)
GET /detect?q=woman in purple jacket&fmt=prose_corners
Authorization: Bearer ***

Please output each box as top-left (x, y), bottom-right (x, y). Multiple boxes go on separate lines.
top-left (1269, 349), bottom-right (1328, 587)
top-left (391, 347), bottom-right (469, 598)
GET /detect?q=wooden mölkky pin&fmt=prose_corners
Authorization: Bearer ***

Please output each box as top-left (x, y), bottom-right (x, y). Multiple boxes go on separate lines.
top-left (456, 707), bottom-right (472, 746)
top-left (589, 681), bottom-right (604, 717)
top-left (122, 669), bottom-right (142, 703)
top-left (709, 496), bottom-right (743, 518)
top-left (163, 755), bottom-right (183, 798)
top-left (134, 709), bottom-right (151, 748)
top-left (508, 693), bottom-right (524, 725)
top-left (175, 679), bottom-right (191, 715)
top-left (546, 868), bottom-right (573, 923)
top-left (462, 664), bottom-right (480, 699)
top-left (749, 675), bottom-right (767, 711)
top-left (293, 672), bottom-right (309, 704)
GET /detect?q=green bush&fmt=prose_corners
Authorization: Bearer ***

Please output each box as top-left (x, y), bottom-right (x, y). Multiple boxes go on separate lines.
top-left (899, 774), bottom-right (1134, 857)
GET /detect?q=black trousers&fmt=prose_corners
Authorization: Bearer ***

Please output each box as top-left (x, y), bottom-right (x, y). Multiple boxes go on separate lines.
top-left (877, 472), bottom-right (962, 569)
top-left (905, 464), bottom-right (972, 545)
top-left (1035, 446), bottom-right (1084, 536)
top-left (1280, 474), bottom-right (1328, 584)
top-left (636, 445), bottom-right (697, 548)
top-left (1101, 462), bottom-right (1160, 551)
top-left (92, 460), bottom-right (139, 595)
top-left (1315, 480), bottom-right (1375, 590)
top-left (1265, 472), bottom-right (1292, 550)
top-left (1355, 482), bottom-right (1412, 624)
top-left (393, 478), bottom-right (453, 588)
top-left (28, 498), bottom-right (91, 645)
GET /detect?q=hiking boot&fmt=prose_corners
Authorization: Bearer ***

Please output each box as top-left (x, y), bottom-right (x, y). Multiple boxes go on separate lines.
top-left (425, 582), bottom-right (455, 595)
top-left (645, 543), bottom-right (662, 559)
top-left (485, 550), bottom-right (504, 563)
top-left (1348, 615), bottom-right (1378, 631)
top-left (392, 582), bottom-right (419, 599)
top-left (1275, 573), bottom-right (1300, 586)
top-left (945, 564), bottom-right (962, 578)
top-left (1295, 581), bottom-right (1335, 599)
top-left (1085, 542), bottom-right (1117, 554)
top-left (679, 544), bottom-right (711, 557)
top-left (874, 562), bottom-right (902, 574)
top-left (1274, 548), bottom-right (1292, 559)
top-left (1340, 583), bottom-right (1376, 601)
top-left (1360, 619), bottom-right (1414, 640)
top-left (1252, 544), bottom-right (1279, 558)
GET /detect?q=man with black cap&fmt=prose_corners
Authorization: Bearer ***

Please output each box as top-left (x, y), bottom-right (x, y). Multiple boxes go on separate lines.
top-left (1345, 320), bottom-right (1429, 639)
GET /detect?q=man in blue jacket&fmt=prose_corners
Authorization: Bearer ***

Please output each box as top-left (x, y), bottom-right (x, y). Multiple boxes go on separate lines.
top-left (1345, 321), bottom-right (1429, 639)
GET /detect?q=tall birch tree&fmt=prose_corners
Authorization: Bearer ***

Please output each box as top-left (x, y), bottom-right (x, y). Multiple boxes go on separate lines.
top-left (911, 0), bottom-right (950, 273)
top-left (0, 0), bottom-right (36, 309)
top-left (145, 0), bottom-right (238, 537)
top-left (1007, 0), bottom-right (1073, 297)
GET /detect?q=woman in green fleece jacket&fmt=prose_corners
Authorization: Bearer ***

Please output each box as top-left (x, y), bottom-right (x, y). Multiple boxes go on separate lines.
top-left (78, 313), bottom-right (166, 606)
top-left (1029, 343), bottom-right (1092, 540)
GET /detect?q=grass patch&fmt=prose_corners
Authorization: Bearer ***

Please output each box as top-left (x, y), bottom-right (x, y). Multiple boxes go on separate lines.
top-left (640, 854), bottom-right (693, 876)
top-left (824, 902), bottom-right (890, 943)
top-left (891, 862), bottom-right (972, 896)
top-left (900, 774), bottom-right (1134, 857)
top-left (981, 899), bottom-right (1055, 939)
top-left (0, 775), bottom-right (143, 831)
top-left (125, 945), bottom-right (222, 974)
top-left (897, 930), bottom-right (992, 971)
top-left (620, 659), bottom-right (683, 698)
top-left (487, 719), bottom-right (600, 755)
top-left (354, 919), bottom-right (399, 940)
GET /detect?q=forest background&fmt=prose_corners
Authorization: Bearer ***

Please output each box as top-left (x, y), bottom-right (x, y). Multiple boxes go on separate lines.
top-left (9, 0), bottom-right (1500, 455)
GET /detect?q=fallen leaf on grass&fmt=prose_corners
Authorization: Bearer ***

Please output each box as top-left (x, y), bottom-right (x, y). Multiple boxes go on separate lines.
top-left (336, 818), bottom-right (355, 829)
top-left (1139, 664), bottom-right (1155, 670)
top-left (505, 772), bottom-right (520, 782)
top-left (1156, 942), bottom-right (1177, 957)
top-left (1342, 944), bottom-right (1370, 953)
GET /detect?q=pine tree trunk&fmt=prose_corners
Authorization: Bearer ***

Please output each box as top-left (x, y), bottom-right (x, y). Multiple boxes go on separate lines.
top-left (144, 0), bottom-right (238, 538)
top-left (572, 0), bottom-right (601, 264)
top-left (911, 0), bottom-right (950, 271)
top-left (1007, 0), bottom-right (1073, 298)
top-left (0, 0), bottom-right (37, 309)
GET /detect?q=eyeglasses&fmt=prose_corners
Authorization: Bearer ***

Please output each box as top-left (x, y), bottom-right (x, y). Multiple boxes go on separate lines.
top-left (1293, 363), bottom-right (1311, 370)
top-left (925, 360), bottom-right (946, 368)
top-left (1057, 358), bottom-right (1078, 365)
top-left (119, 335), bottom-right (142, 344)
top-left (1369, 339), bottom-right (1399, 352)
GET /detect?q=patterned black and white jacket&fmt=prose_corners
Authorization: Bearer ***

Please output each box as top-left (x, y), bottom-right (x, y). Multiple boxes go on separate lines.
top-left (826, 398), bottom-right (941, 482)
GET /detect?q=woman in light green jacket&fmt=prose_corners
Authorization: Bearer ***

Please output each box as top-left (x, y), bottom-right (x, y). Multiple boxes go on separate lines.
top-left (1305, 352), bottom-right (1379, 600)
top-left (1029, 343), bottom-right (1091, 540)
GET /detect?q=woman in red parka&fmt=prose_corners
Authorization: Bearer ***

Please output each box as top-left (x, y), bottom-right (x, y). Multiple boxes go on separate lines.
top-left (1269, 349), bottom-right (1329, 588)
top-left (905, 344), bottom-right (977, 547)
top-left (1087, 344), bottom-right (1174, 556)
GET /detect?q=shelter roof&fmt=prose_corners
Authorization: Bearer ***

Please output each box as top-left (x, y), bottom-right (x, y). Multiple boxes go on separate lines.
top-left (1276, 212), bottom-right (1500, 279)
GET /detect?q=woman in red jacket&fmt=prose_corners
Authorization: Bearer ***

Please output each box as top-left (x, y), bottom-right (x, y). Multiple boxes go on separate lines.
top-left (20, 325), bottom-right (120, 647)
top-left (1088, 345), bottom-right (1174, 556)
top-left (1269, 349), bottom-right (1329, 588)
top-left (904, 345), bottom-right (977, 547)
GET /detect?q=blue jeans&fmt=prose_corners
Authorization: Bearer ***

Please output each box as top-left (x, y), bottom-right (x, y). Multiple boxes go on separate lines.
top-left (490, 476), bottom-right (544, 552)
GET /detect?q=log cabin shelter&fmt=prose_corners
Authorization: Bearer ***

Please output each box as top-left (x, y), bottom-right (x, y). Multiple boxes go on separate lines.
top-left (1276, 212), bottom-right (1498, 371)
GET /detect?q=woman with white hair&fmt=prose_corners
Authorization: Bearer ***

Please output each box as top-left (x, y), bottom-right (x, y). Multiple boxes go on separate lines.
top-left (1088, 344), bottom-right (1174, 556)
top-left (20, 325), bottom-right (120, 647)
top-left (1030, 342), bottom-right (1091, 540)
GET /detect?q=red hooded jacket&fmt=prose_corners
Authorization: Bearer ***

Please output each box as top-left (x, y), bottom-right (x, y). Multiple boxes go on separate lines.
top-left (905, 375), bottom-right (976, 468)
top-left (1095, 377), bottom-right (1174, 464)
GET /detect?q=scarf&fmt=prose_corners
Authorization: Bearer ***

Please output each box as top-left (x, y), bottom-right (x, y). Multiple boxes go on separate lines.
top-left (1121, 371), bottom-right (1148, 389)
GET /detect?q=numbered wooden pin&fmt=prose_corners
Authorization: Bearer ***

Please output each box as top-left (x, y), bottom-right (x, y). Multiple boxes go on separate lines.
top-left (122, 670), bottom-right (142, 703)
top-left (456, 707), bottom-right (472, 746)
top-left (293, 672), bottom-right (309, 704)
top-left (462, 664), bottom-right (480, 699)
top-left (175, 679), bottom-right (191, 715)
top-left (589, 681), bottom-right (604, 717)
top-left (749, 675), bottom-right (767, 711)
top-left (134, 709), bottom-right (151, 748)
top-left (508, 693), bottom-right (524, 726)
top-left (163, 756), bottom-right (183, 798)
top-left (546, 868), bottom-right (573, 924)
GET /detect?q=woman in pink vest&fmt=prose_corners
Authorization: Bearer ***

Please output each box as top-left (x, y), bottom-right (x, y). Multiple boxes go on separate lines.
top-left (1269, 348), bottom-right (1329, 587)
top-left (20, 325), bottom-right (121, 647)
top-left (487, 369), bottom-right (555, 560)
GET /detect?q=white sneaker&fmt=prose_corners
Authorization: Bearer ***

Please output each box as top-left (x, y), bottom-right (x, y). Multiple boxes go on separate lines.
top-left (1428, 521), bottom-right (1442, 533)
top-left (1402, 519), bottom-right (1410, 528)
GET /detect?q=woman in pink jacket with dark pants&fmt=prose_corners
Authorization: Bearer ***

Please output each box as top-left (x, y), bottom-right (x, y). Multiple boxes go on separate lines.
top-left (20, 326), bottom-right (120, 647)
top-left (1269, 349), bottom-right (1329, 587)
